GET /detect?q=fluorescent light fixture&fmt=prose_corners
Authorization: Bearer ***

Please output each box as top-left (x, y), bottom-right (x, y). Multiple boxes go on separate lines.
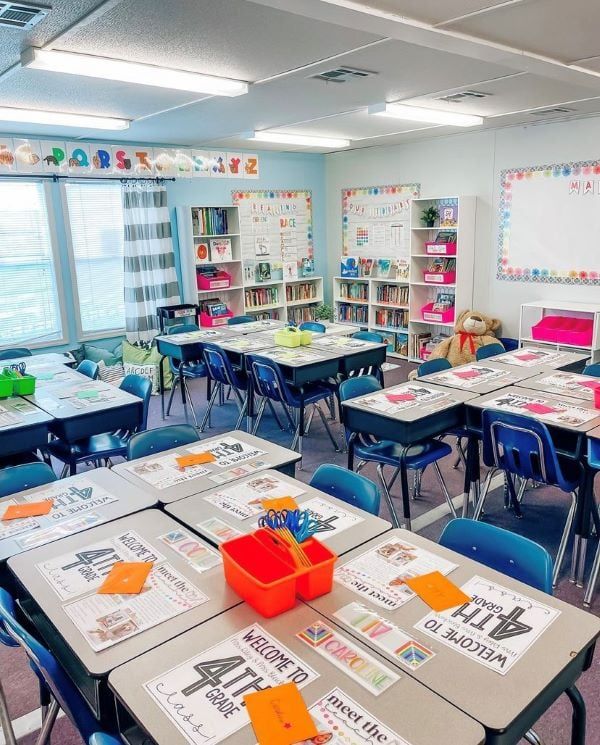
top-left (249, 131), bottom-right (350, 148)
top-left (22, 48), bottom-right (248, 97)
top-left (369, 102), bottom-right (483, 127)
top-left (0, 106), bottom-right (129, 130)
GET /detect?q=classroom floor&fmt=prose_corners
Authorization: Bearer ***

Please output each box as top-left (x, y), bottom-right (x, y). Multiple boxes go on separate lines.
top-left (1, 361), bottom-right (599, 744)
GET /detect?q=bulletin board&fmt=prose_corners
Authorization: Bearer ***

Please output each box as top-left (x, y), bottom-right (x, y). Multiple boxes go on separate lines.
top-left (233, 189), bottom-right (313, 274)
top-left (342, 183), bottom-right (420, 257)
top-left (498, 159), bottom-right (600, 285)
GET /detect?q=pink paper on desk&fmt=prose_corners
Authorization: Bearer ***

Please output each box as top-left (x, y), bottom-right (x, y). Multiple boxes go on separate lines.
top-left (578, 380), bottom-right (600, 390)
top-left (523, 403), bottom-right (558, 414)
top-left (515, 353), bottom-right (539, 361)
top-left (386, 392), bottom-right (416, 402)
top-left (453, 369), bottom-right (481, 380)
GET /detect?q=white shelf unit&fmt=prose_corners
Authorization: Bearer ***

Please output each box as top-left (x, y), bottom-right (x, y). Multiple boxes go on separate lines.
top-left (518, 300), bottom-right (600, 363)
top-left (408, 196), bottom-right (476, 362)
top-left (177, 205), bottom-right (323, 323)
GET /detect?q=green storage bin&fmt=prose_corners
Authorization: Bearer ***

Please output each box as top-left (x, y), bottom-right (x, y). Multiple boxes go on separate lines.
top-left (1, 369), bottom-right (36, 396)
top-left (0, 373), bottom-right (13, 399)
top-left (274, 327), bottom-right (303, 348)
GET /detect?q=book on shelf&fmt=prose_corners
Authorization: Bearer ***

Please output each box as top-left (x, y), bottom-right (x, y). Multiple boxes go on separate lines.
top-left (434, 230), bottom-right (457, 243)
top-left (244, 262), bottom-right (256, 284)
top-left (378, 331), bottom-right (396, 353)
top-left (410, 331), bottom-right (432, 360)
top-left (286, 282), bottom-right (318, 302)
top-left (359, 258), bottom-right (374, 277)
top-left (396, 333), bottom-right (408, 357)
top-left (340, 256), bottom-right (359, 278)
top-left (245, 286), bottom-right (279, 307)
top-left (375, 308), bottom-right (409, 329)
top-left (201, 298), bottom-right (228, 317)
top-left (426, 257), bottom-right (456, 273)
top-left (376, 258), bottom-right (392, 278)
top-left (336, 303), bottom-right (368, 324)
top-left (432, 291), bottom-right (455, 312)
top-left (284, 260), bottom-right (299, 281)
top-left (288, 306), bottom-right (317, 324)
top-left (192, 207), bottom-right (229, 235)
top-left (439, 202), bottom-right (458, 227)
top-left (253, 311), bottom-right (280, 321)
top-left (301, 258), bottom-right (315, 277)
top-left (375, 284), bottom-right (408, 305)
top-left (339, 281), bottom-right (368, 301)
top-left (256, 262), bottom-right (272, 282)
top-left (195, 241), bottom-right (210, 264)
top-left (396, 258), bottom-right (409, 280)
top-left (209, 238), bottom-right (233, 263)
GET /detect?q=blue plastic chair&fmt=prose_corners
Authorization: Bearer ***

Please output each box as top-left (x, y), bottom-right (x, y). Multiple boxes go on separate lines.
top-left (498, 336), bottom-right (519, 352)
top-left (417, 358), bottom-right (452, 376)
top-left (89, 735), bottom-right (123, 745)
top-left (0, 347), bottom-right (31, 361)
top-left (583, 363), bottom-right (600, 377)
top-left (439, 518), bottom-right (553, 593)
top-left (339, 375), bottom-right (455, 529)
top-left (583, 439), bottom-right (600, 607)
top-left (475, 342), bottom-right (505, 361)
top-left (310, 463), bottom-right (380, 516)
top-left (46, 374), bottom-right (152, 477)
top-left (352, 331), bottom-right (384, 343)
top-left (127, 424), bottom-right (200, 460)
top-left (0, 587), bottom-right (106, 744)
top-left (76, 359), bottom-right (100, 380)
top-left (247, 354), bottom-right (340, 457)
top-left (227, 315), bottom-right (254, 325)
top-left (0, 462), bottom-right (57, 498)
top-left (474, 409), bottom-right (580, 587)
top-left (201, 343), bottom-right (250, 432)
top-left (165, 323), bottom-right (208, 427)
top-left (299, 321), bottom-right (326, 333)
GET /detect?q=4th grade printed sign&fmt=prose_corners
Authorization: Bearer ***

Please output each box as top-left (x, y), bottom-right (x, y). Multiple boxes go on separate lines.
top-left (188, 437), bottom-right (267, 468)
top-left (145, 624), bottom-right (318, 745)
top-left (414, 576), bottom-right (560, 675)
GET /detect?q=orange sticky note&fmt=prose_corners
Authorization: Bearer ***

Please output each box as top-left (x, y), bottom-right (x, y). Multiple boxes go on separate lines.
top-left (404, 571), bottom-right (471, 612)
top-left (175, 452), bottom-right (216, 468)
top-left (2, 500), bottom-right (53, 521)
top-left (261, 497), bottom-right (299, 512)
top-left (244, 682), bottom-right (317, 745)
top-left (97, 562), bottom-right (153, 595)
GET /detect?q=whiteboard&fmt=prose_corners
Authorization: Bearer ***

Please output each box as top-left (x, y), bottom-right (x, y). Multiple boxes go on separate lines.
top-left (498, 161), bottom-right (600, 285)
top-left (342, 183), bottom-right (420, 258)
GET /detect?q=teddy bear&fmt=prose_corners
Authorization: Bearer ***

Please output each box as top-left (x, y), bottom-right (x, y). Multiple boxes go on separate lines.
top-left (427, 309), bottom-right (503, 366)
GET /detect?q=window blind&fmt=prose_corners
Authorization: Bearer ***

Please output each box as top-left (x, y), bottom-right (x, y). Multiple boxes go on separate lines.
top-left (64, 182), bottom-right (125, 335)
top-left (0, 181), bottom-right (63, 346)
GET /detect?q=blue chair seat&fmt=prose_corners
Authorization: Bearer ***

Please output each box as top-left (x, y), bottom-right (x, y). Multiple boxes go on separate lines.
top-left (354, 438), bottom-right (452, 470)
top-left (178, 361), bottom-right (208, 378)
top-left (286, 382), bottom-right (337, 407)
top-left (47, 433), bottom-right (129, 462)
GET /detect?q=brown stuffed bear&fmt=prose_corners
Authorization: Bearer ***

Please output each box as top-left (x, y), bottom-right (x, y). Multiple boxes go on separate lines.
top-left (428, 310), bottom-right (502, 366)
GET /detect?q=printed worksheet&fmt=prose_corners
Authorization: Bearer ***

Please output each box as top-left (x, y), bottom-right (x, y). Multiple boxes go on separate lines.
top-left (429, 365), bottom-right (508, 388)
top-left (355, 385), bottom-right (449, 413)
top-left (0, 500), bottom-right (41, 540)
top-left (313, 336), bottom-right (373, 349)
top-left (335, 538), bottom-right (458, 610)
top-left (204, 473), bottom-right (304, 519)
top-left (159, 529), bottom-right (221, 573)
top-left (495, 349), bottom-right (567, 367)
top-left (484, 392), bottom-right (598, 426)
top-left (196, 517), bottom-right (243, 543)
top-left (300, 498), bottom-right (364, 538)
top-left (0, 406), bottom-right (20, 428)
top-left (534, 372), bottom-right (600, 398)
top-left (263, 349), bottom-right (325, 364)
top-left (127, 452), bottom-right (212, 490)
top-left (415, 575), bottom-right (560, 675)
top-left (188, 436), bottom-right (266, 468)
top-left (144, 624), bottom-right (318, 745)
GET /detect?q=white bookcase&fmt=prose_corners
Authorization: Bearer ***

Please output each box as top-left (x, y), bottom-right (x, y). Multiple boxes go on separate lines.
top-left (519, 300), bottom-right (600, 363)
top-left (177, 204), bottom-right (323, 322)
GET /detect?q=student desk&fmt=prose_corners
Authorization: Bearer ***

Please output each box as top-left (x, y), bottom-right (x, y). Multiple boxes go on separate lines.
top-left (166, 469), bottom-right (391, 555)
top-left (31, 365), bottom-right (88, 388)
top-left (341, 382), bottom-right (479, 528)
top-left (492, 348), bottom-right (589, 373)
top-left (417, 360), bottom-right (538, 394)
top-left (0, 468), bottom-right (155, 576)
top-left (26, 380), bottom-right (143, 449)
top-left (227, 318), bottom-right (286, 334)
top-left (8, 509), bottom-right (241, 720)
top-left (212, 334), bottom-right (277, 371)
top-left (519, 370), bottom-right (600, 402)
top-left (311, 335), bottom-right (388, 379)
top-left (108, 603), bottom-right (486, 745)
top-left (113, 430), bottom-right (301, 506)
top-left (248, 346), bottom-right (344, 387)
top-left (306, 529), bottom-right (600, 745)
top-left (1, 351), bottom-right (76, 370)
top-left (0, 396), bottom-right (52, 458)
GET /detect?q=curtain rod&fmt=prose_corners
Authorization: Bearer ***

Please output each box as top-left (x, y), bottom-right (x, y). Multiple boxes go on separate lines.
top-left (0, 173), bottom-right (176, 183)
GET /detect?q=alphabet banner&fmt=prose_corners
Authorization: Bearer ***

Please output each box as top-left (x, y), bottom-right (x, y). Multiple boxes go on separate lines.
top-left (0, 136), bottom-right (260, 179)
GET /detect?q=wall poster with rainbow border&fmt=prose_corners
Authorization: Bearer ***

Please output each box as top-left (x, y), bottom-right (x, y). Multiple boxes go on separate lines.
top-left (342, 184), bottom-right (420, 257)
top-left (498, 159), bottom-right (600, 285)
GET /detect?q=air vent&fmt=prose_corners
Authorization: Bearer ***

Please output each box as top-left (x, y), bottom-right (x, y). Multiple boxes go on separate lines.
top-left (529, 107), bottom-right (575, 116)
top-left (437, 90), bottom-right (490, 103)
top-left (0, 2), bottom-right (48, 29)
top-left (310, 66), bottom-right (375, 83)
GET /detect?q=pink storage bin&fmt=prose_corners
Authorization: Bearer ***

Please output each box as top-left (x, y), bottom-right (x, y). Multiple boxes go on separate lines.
top-left (425, 241), bottom-right (457, 256)
top-left (197, 270), bottom-right (232, 291)
top-left (421, 302), bottom-right (455, 324)
top-left (200, 310), bottom-right (233, 327)
top-left (531, 315), bottom-right (593, 346)
top-left (423, 270), bottom-right (456, 285)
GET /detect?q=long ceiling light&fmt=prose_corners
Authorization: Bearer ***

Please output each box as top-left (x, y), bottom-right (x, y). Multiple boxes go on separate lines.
top-left (21, 48), bottom-right (249, 97)
top-left (0, 106), bottom-right (129, 130)
top-left (369, 102), bottom-right (483, 127)
top-left (249, 131), bottom-right (350, 148)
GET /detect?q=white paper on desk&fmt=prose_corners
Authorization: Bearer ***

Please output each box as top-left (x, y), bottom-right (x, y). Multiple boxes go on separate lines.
top-left (300, 497), bottom-right (363, 538)
top-left (127, 453), bottom-right (212, 490)
top-left (64, 562), bottom-right (207, 651)
top-left (204, 473), bottom-right (304, 519)
top-left (159, 529), bottom-right (221, 573)
top-left (187, 436), bottom-right (266, 468)
top-left (534, 372), bottom-right (598, 398)
top-left (207, 460), bottom-right (272, 485)
top-left (356, 385), bottom-right (448, 413)
top-left (297, 687), bottom-right (412, 745)
top-left (484, 392), bottom-right (598, 426)
top-left (414, 575), bottom-right (560, 675)
top-left (266, 348), bottom-right (324, 363)
top-left (0, 500), bottom-right (41, 540)
top-left (430, 365), bottom-right (507, 388)
top-left (36, 530), bottom-right (164, 600)
top-left (496, 349), bottom-right (566, 367)
top-left (16, 512), bottom-right (106, 550)
top-left (196, 517), bottom-right (243, 543)
top-left (144, 624), bottom-right (319, 745)
top-left (335, 538), bottom-right (457, 610)
top-left (315, 336), bottom-right (370, 349)
top-left (27, 478), bottom-right (118, 522)
top-left (0, 406), bottom-right (21, 428)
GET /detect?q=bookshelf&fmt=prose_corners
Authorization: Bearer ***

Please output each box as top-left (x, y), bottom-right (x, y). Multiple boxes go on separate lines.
top-left (177, 204), bottom-right (323, 323)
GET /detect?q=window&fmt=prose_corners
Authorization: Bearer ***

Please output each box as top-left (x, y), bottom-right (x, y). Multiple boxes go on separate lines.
top-left (64, 182), bottom-right (125, 336)
top-left (0, 181), bottom-right (64, 347)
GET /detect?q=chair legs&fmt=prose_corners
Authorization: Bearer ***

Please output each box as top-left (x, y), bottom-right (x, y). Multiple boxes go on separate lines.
top-left (199, 381), bottom-right (221, 432)
top-left (433, 462), bottom-right (458, 518)
top-left (584, 523), bottom-right (600, 607)
top-left (36, 697), bottom-right (60, 745)
top-left (523, 729), bottom-right (543, 745)
top-left (0, 679), bottom-right (17, 745)
top-left (376, 464), bottom-right (402, 529)
top-left (166, 377), bottom-right (199, 427)
top-left (553, 491), bottom-right (577, 588)
top-left (473, 468), bottom-right (498, 520)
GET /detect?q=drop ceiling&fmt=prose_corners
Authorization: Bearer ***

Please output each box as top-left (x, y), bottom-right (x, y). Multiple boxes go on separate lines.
top-left (1, 0), bottom-right (600, 151)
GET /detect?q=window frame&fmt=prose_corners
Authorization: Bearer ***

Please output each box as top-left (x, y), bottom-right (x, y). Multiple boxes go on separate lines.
top-left (0, 177), bottom-right (68, 351)
top-left (61, 179), bottom-right (126, 342)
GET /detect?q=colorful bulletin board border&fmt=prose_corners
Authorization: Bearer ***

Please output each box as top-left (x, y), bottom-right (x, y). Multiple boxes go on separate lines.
top-left (0, 136), bottom-right (260, 179)
top-left (498, 159), bottom-right (600, 285)
top-left (232, 189), bottom-right (314, 258)
top-left (341, 183), bottom-right (420, 255)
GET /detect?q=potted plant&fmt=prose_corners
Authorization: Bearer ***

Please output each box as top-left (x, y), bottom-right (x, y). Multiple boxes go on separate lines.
top-left (421, 206), bottom-right (439, 228)
top-left (314, 303), bottom-right (334, 322)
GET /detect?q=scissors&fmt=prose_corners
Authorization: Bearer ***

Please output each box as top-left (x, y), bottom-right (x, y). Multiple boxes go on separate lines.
top-left (8, 362), bottom-right (26, 375)
top-left (258, 509), bottom-right (319, 543)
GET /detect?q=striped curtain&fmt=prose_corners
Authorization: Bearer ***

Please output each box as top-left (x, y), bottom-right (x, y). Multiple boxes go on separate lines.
top-left (122, 182), bottom-right (180, 344)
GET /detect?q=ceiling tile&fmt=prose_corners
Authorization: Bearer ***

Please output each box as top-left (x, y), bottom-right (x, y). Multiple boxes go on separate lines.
top-left (336, 0), bottom-right (523, 26)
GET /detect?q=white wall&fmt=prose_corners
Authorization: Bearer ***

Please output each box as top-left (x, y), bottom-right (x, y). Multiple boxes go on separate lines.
top-left (325, 116), bottom-right (600, 336)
